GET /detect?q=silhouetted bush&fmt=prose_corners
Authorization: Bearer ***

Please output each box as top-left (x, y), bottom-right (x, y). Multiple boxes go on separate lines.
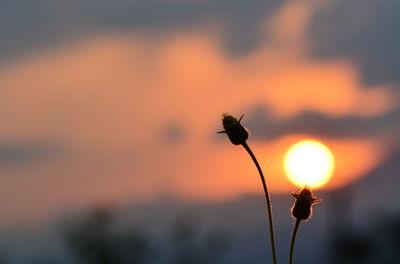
top-left (63, 207), bottom-right (230, 264)
top-left (329, 213), bottom-right (400, 263)
top-left (168, 214), bottom-right (230, 264)
top-left (64, 207), bottom-right (154, 264)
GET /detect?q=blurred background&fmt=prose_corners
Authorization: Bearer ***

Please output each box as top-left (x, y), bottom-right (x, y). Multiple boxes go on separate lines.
top-left (0, 0), bottom-right (399, 263)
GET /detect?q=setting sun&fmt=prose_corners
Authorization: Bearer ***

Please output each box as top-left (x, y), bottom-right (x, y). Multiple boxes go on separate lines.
top-left (284, 140), bottom-right (335, 188)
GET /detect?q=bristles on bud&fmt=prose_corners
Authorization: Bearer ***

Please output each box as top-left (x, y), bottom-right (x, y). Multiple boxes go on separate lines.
top-left (291, 186), bottom-right (320, 221)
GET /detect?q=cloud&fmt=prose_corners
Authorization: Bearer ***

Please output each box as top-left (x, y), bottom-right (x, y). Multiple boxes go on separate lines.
top-left (309, 0), bottom-right (400, 85)
top-left (0, 0), bottom-right (398, 225)
top-left (2, 0), bottom-right (399, 91)
top-left (0, 16), bottom-right (395, 206)
top-left (0, 141), bottom-right (62, 165)
top-left (243, 104), bottom-right (400, 141)
top-left (0, 0), bottom-right (285, 61)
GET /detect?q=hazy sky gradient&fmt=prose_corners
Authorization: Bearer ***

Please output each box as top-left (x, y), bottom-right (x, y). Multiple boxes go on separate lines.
top-left (0, 0), bottom-right (398, 227)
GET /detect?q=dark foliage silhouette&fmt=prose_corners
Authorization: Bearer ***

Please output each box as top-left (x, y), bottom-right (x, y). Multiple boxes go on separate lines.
top-left (329, 213), bottom-right (400, 263)
top-left (168, 215), bottom-right (230, 264)
top-left (65, 207), bottom-right (153, 264)
top-left (62, 207), bottom-right (230, 264)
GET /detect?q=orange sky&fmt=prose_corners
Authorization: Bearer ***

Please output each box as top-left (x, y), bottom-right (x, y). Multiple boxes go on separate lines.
top-left (0, 0), bottom-right (397, 226)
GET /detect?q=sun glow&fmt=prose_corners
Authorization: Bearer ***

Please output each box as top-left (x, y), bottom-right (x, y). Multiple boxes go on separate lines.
top-left (284, 140), bottom-right (335, 188)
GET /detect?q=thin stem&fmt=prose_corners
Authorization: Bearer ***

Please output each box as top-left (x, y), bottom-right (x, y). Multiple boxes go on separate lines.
top-left (242, 142), bottom-right (277, 264)
top-left (289, 218), bottom-right (301, 264)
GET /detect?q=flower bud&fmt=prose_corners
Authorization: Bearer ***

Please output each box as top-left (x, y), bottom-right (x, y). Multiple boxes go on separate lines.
top-left (218, 114), bottom-right (249, 145)
top-left (291, 186), bottom-right (320, 221)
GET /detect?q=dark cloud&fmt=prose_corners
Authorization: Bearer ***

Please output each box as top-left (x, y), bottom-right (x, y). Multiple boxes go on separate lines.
top-left (1, 0), bottom-right (399, 89)
top-left (0, 0), bottom-right (284, 61)
top-left (2, 0), bottom-right (398, 89)
top-left (308, 0), bottom-right (400, 86)
top-left (0, 141), bottom-right (63, 165)
top-left (242, 104), bottom-right (400, 141)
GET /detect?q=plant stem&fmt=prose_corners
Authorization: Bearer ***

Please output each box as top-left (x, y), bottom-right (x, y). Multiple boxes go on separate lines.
top-left (242, 142), bottom-right (277, 264)
top-left (289, 218), bottom-right (301, 264)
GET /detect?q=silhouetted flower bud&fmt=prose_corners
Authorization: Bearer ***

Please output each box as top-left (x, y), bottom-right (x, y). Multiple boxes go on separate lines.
top-left (291, 186), bottom-right (320, 221)
top-left (218, 114), bottom-right (249, 145)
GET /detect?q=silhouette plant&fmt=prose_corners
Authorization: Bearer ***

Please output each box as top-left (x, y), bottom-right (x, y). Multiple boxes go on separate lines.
top-left (289, 187), bottom-right (320, 264)
top-left (218, 114), bottom-right (277, 264)
top-left (218, 113), bottom-right (324, 264)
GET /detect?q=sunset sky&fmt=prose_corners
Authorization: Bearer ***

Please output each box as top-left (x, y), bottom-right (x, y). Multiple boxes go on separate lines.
top-left (0, 0), bottom-right (399, 228)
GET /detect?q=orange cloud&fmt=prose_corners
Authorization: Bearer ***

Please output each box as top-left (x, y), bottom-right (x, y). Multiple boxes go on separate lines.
top-left (0, 0), bottom-right (395, 224)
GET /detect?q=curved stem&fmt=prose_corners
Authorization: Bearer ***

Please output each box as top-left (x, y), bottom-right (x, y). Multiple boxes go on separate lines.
top-left (242, 142), bottom-right (277, 264)
top-left (289, 218), bottom-right (301, 264)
